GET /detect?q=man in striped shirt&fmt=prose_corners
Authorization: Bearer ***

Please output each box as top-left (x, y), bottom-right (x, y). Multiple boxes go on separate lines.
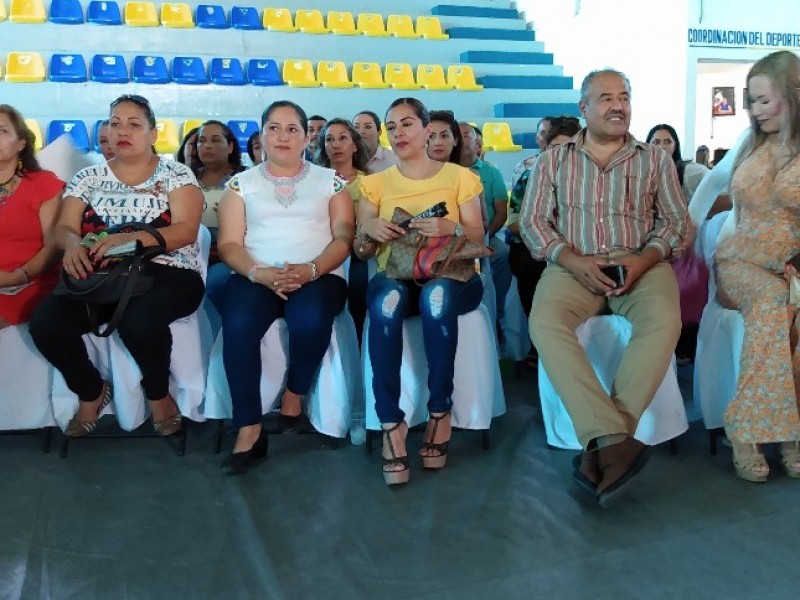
top-left (520, 68), bottom-right (689, 505)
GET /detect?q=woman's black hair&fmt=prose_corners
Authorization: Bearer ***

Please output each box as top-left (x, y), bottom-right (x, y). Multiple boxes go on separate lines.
top-left (313, 118), bottom-right (370, 172)
top-left (355, 110), bottom-right (381, 130)
top-left (429, 109), bottom-right (463, 164)
top-left (646, 123), bottom-right (685, 186)
top-left (176, 126), bottom-right (200, 173)
top-left (261, 100), bottom-right (309, 134)
top-left (544, 117), bottom-right (582, 146)
top-left (0, 104), bottom-right (41, 174)
top-left (198, 120), bottom-right (243, 170)
top-left (385, 97), bottom-right (430, 127)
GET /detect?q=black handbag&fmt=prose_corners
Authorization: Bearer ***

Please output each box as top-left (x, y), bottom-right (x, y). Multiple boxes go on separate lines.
top-left (53, 223), bottom-right (167, 337)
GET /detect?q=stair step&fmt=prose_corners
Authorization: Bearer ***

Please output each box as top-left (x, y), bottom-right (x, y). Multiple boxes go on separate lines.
top-left (512, 133), bottom-right (539, 149)
top-left (494, 103), bottom-right (582, 119)
top-left (461, 50), bottom-right (553, 65)
top-left (479, 75), bottom-right (573, 89)
top-left (431, 4), bottom-right (520, 19)
top-left (447, 27), bottom-right (536, 41)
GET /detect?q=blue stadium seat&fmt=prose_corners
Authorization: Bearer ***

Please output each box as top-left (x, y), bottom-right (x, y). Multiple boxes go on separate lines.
top-left (209, 57), bottom-right (245, 85)
top-left (91, 54), bottom-right (129, 83)
top-left (49, 53), bottom-right (88, 82)
top-left (132, 55), bottom-right (171, 84)
top-left (172, 56), bottom-right (208, 85)
top-left (227, 120), bottom-right (259, 152)
top-left (50, 0), bottom-right (85, 23)
top-left (230, 6), bottom-right (261, 30)
top-left (246, 59), bottom-right (282, 86)
top-left (196, 4), bottom-right (227, 28)
top-left (48, 120), bottom-right (90, 152)
top-left (87, 0), bottom-right (122, 25)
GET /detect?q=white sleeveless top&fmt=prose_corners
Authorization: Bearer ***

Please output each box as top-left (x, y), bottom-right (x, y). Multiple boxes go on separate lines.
top-left (227, 162), bottom-right (347, 278)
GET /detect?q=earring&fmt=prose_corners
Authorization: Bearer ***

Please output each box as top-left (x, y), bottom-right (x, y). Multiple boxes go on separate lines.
top-left (17, 159), bottom-right (23, 172)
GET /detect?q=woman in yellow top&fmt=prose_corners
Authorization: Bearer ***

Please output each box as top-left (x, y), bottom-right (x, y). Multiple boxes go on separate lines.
top-left (315, 119), bottom-right (371, 343)
top-left (356, 98), bottom-right (484, 486)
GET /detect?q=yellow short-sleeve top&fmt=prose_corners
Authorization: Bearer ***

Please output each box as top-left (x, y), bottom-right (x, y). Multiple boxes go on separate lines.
top-left (359, 161), bottom-right (483, 271)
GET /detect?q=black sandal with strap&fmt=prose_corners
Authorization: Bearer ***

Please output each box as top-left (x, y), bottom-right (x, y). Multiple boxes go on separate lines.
top-left (421, 412), bottom-right (451, 470)
top-left (382, 422), bottom-right (410, 486)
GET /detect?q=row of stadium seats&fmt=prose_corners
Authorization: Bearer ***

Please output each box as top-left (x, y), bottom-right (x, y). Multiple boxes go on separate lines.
top-left (1, 1), bottom-right (449, 39)
top-left (25, 117), bottom-right (525, 155)
top-left (2, 52), bottom-right (485, 90)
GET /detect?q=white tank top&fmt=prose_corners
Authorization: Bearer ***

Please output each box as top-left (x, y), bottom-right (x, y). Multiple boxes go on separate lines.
top-left (228, 162), bottom-right (346, 278)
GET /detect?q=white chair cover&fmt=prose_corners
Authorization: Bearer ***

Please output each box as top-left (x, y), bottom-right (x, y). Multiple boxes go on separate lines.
top-left (694, 211), bottom-right (744, 429)
top-left (203, 311), bottom-right (361, 439)
top-left (501, 277), bottom-right (530, 361)
top-left (51, 226), bottom-right (214, 431)
top-left (538, 314), bottom-right (689, 450)
top-left (364, 303), bottom-right (506, 431)
top-left (0, 324), bottom-right (56, 430)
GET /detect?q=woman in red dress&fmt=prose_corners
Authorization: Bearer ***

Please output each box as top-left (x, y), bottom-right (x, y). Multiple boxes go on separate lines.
top-left (0, 105), bottom-right (64, 330)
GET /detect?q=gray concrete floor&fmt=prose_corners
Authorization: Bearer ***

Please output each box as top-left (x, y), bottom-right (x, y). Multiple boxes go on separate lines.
top-left (2, 367), bottom-right (800, 599)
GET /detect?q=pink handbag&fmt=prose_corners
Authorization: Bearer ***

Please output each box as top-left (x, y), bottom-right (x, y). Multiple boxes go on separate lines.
top-left (671, 248), bottom-right (709, 326)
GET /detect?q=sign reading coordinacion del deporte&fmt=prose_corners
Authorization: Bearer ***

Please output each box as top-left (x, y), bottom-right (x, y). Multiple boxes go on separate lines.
top-left (688, 28), bottom-right (800, 49)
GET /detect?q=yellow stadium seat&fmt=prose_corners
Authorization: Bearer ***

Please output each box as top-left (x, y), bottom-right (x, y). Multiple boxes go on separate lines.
top-left (4, 52), bottom-right (46, 83)
top-left (387, 15), bottom-right (419, 39)
top-left (160, 3), bottom-right (194, 28)
top-left (327, 10), bottom-right (356, 35)
top-left (282, 59), bottom-right (319, 87)
top-left (182, 119), bottom-right (204, 138)
top-left (352, 62), bottom-right (389, 89)
top-left (384, 63), bottom-right (421, 90)
top-left (9, 0), bottom-right (46, 23)
top-left (263, 7), bottom-right (297, 32)
top-left (416, 64), bottom-right (453, 91)
top-left (447, 65), bottom-right (484, 91)
top-left (124, 2), bottom-right (159, 26)
top-left (482, 122), bottom-right (523, 152)
top-left (416, 16), bottom-right (449, 40)
top-left (379, 123), bottom-right (390, 149)
top-left (155, 120), bottom-right (179, 154)
top-left (1, 1), bottom-right (8, 21)
top-left (296, 9), bottom-right (326, 33)
top-left (25, 119), bottom-right (43, 151)
top-left (357, 13), bottom-right (389, 37)
top-left (316, 61), bottom-right (353, 89)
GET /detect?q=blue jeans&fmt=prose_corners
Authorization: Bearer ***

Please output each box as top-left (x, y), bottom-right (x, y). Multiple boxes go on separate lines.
top-left (367, 272), bottom-right (483, 424)
top-left (221, 273), bottom-right (347, 427)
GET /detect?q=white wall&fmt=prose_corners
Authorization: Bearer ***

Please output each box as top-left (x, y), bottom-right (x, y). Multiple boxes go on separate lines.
top-left (517, 0), bottom-right (690, 152)
top-left (693, 62), bottom-right (752, 157)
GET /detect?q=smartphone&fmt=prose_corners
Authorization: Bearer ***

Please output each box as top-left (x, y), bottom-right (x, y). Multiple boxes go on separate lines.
top-left (398, 202), bottom-right (449, 230)
top-left (104, 240), bottom-right (142, 258)
top-left (600, 265), bottom-right (626, 287)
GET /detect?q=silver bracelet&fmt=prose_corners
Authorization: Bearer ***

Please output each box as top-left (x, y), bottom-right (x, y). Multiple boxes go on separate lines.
top-left (247, 264), bottom-right (258, 283)
top-left (306, 261), bottom-right (318, 281)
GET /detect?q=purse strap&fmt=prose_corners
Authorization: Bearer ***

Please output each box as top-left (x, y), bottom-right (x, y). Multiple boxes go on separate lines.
top-left (86, 255), bottom-right (147, 338)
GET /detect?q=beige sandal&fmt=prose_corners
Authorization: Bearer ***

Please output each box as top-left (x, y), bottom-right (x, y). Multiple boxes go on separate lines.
top-left (731, 441), bottom-right (769, 483)
top-left (65, 384), bottom-right (113, 437)
top-left (780, 441), bottom-right (800, 478)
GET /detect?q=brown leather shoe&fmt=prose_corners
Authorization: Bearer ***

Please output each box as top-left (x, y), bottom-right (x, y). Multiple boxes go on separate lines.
top-left (596, 436), bottom-right (652, 506)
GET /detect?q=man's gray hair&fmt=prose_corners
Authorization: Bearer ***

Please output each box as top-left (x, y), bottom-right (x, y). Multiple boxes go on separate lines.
top-left (580, 68), bottom-right (632, 103)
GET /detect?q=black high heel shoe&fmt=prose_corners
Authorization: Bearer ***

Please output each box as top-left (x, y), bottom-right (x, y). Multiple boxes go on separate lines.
top-left (221, 429), bottom-right (268, 475)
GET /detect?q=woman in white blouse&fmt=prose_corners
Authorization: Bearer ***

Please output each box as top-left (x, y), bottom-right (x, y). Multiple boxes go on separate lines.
top-left (216, 101), bottom-right (354, 475)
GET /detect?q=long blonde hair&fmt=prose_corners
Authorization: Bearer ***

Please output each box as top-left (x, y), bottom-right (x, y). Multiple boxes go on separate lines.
top-left (733, 51), bottom-right (800, 173)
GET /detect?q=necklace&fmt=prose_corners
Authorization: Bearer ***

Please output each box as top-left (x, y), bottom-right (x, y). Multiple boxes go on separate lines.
top-left (261, 160), bottom-right (310, 208)
top-left (0, 171), bottom-right (20, 211)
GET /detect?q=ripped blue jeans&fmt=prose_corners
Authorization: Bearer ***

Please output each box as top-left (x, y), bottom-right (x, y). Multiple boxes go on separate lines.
top-left (367, 272), bottom-right (483, 424)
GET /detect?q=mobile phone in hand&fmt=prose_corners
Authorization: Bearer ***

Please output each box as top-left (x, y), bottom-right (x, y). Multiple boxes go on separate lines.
top-left (600, 265), bottom-right (626, 287)
top-left (398, 202), bottom-right (449, 230)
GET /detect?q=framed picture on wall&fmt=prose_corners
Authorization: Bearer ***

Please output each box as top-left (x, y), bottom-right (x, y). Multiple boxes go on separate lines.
top-left (743, 87), bottom-right (751, 110)
top-left (712, 86), bottom-right (736, 116)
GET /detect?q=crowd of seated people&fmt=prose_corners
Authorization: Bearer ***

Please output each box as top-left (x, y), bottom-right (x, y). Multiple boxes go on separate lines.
top-left (5, 51), bottom-right (800, 502)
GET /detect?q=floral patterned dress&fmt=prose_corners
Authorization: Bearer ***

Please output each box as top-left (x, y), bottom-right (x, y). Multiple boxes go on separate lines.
top-left (716, 142), bottom-right (800, 444)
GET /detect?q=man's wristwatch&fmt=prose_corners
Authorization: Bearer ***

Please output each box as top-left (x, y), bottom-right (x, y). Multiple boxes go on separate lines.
top-left (453, 223), bottom-right (464, 237)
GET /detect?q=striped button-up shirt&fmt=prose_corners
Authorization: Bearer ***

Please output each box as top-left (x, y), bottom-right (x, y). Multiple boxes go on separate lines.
top-left (520, 131), bottom-right (688, 262)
